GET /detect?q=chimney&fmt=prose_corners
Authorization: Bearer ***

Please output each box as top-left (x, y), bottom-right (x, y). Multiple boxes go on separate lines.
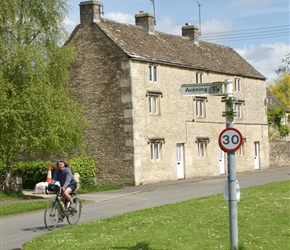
top-left (135, 11), bottom-right (155, 35)
top-left (182, 23), bottom-right (199, 43)
top-left (80, 1), bottom-right (101, 25)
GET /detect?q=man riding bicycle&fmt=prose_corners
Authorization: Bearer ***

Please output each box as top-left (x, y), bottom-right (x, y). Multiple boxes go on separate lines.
top-left (50, 160), bottom-right (77, 210)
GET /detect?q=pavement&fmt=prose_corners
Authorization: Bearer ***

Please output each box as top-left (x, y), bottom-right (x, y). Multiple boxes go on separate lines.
top-left (7, 166), bottom-right (290, 204)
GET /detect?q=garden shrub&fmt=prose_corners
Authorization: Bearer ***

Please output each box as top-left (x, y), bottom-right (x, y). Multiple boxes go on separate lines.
top-left (69, 156), bottom-right (96, 187)
top-left (14, 161), bottom-right (53, 189)
top-left (0, 156), bottom-right (96, 190)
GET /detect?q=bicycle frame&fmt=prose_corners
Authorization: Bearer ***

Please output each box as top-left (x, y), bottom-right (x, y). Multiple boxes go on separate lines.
top-left (44, 184), bottom-right (82, 231)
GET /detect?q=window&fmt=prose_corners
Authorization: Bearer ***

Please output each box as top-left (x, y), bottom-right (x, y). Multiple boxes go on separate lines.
top-left (236, 139), bottom-right (246, 156)
top-left (198, 142), bottom-right (207, 158)
top-left (195, 97), bottom-right (207, 118)
top-left (234, 78), bottom-right (241, 92)
top-left (148, 137), bottom-right (165, 161)
top-left (147, 91), bottom-right (162, 115)
top-left (234, 100), bottom-right (244, 119)
top-left (196, 72), bottom-right (203, 83)
top-left (149, 65), bottom-right (158, 82)
top-left (196, 137), bottom-right (210, 158)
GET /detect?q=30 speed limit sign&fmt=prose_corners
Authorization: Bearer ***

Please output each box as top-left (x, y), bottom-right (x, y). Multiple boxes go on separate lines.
top-left (218, 128), bottom-right (243, 152)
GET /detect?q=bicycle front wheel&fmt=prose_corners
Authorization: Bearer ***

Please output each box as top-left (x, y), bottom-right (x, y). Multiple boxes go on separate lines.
top-left (67, 196), bottom-right (81, 225)
top-left (44, 201), bottom-right (59, 231)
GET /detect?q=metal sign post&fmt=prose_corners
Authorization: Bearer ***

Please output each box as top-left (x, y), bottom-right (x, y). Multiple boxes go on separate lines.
top-left (179, 79), bottom-right (240, 249)
top-left (224, 79), bottom-right (238, 249)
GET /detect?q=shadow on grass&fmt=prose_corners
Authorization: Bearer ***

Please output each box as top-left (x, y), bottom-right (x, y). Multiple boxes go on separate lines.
top-left (113, 242), bottom-right (152, 250)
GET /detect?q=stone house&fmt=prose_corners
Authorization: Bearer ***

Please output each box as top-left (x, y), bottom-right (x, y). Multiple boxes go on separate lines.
top-left (66, 1), bottom-right (269, 186)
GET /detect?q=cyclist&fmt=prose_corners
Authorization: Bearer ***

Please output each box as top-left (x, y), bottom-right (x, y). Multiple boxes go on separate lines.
top-left (50, 160), bottom-right (77, 210)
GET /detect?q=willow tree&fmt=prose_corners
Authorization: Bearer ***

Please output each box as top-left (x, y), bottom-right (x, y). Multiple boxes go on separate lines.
top-left (0, 0), bottom-right (88, 190)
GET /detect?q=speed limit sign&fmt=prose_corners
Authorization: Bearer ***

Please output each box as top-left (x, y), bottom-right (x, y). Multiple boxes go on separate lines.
top-left (218, 128), bottom-right (243, 152)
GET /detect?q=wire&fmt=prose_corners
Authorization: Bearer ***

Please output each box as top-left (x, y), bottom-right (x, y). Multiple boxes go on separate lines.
top-left (200, 25), bottom-right (290, 43)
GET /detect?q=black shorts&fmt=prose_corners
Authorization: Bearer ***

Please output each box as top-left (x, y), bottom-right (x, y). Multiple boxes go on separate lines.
top-left (68, 183), bottom-right (77, 193)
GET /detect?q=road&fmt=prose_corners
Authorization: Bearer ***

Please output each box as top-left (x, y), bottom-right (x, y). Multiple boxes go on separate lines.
top-left (0, 167), bottom-right (289, 250)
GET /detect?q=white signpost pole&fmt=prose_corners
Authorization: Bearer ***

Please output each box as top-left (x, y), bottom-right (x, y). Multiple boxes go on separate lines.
top-left (224, 79), bottom-right (238, 249)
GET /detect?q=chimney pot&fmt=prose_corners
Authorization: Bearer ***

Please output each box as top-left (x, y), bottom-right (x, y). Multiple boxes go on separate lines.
top-left (182, 24), bottom-right (199, 43)
top-left (135, 12), bottom-right (155, 35)
top-left (80, 0), bottom-right (101, 25)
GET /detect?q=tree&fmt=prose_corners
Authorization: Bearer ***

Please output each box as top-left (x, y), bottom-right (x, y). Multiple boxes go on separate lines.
top-left (268, 53), bottom-right (290, 108)
top-left (276, 52), bottom-right (290, 75)
top-left (0, 0), bottom-right (88, 190)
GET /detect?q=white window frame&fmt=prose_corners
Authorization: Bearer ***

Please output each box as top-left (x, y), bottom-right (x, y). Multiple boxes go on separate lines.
top-left (195, 97), bottom-right (207, 118)
top-left (148, 138), bottom-right (165, 161)
top-left (149, 65), bottom-right (158, 82)
top-left (234, 100), bottom-right (244, 119)
top-left (149, 95), bottom-right (159, 114)
top-left (197, 142), bottom-right (207, 158)
top-left (196, 72), bottom-right (203, 83)
top-left (150, 143), bottom-right (161, 161)
top-left (147, 91), bottom-right (162, 115)
top-left (236, 138), bottom-right (246, 156)
top-left (196, 137), bottom-right (209, 158)
top-left (234, 78), bottom-right (241, 92)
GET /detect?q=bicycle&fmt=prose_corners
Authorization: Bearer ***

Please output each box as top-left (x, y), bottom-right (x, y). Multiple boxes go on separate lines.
top-left (44, 183), bottom-right (82, 231)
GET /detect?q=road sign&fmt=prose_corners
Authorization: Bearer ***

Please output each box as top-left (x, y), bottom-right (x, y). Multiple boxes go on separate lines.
top-left (179, 82), bottom-right (223, 96)
top-left (218, 128), bottom-right (243, 152)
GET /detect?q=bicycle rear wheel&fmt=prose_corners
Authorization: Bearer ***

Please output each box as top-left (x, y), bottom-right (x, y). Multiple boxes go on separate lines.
top-left (67, 196), bottom-right (81, 225)
top-left (44, 201), bottom-right (59, 231)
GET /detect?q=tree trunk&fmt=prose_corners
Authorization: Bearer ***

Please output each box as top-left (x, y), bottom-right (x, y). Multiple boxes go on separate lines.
top-left (2, 162), bottom-right (13, 191)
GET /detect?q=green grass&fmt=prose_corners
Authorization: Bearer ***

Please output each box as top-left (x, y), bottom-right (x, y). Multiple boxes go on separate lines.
top-left (23, 180), bottom-right (290, 250)
top-left (0, 191), bottom-right (48, 216)
top-left (0, 200), bottom-right (49, 216)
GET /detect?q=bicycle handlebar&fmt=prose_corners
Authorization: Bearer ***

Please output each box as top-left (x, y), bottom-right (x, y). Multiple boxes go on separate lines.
top-left (45, 184), bottom-right (62, 195)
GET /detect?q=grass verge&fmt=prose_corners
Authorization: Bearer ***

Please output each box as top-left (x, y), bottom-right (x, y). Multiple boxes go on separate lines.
top-left (23, 180), bottom-right (290, 250)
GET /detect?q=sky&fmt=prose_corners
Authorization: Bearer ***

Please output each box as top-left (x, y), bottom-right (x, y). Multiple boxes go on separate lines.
top-left (64, 0), bottom-right (289, 82)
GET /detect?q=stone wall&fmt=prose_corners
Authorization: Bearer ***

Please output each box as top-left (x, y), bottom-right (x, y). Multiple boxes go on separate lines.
top-left (68, 24), bottom-right (135, 186)
top-left (269, 141), bottom-right (290, 168)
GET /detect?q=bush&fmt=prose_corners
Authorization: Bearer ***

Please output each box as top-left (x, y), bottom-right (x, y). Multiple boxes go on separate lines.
top-left (14, 161), bottom-right (52, 189)
top-left (0, 156), bottom-right (96, 190)
top-left (69, 156), bottom-right (96, 187)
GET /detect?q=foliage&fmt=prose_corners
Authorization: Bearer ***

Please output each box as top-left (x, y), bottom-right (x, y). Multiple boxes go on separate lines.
top-left (0, 0), bottom-right (88, 189)
top-left (267, 107), bottom-right (285, 125)
top-left (276, 52), bottom-right (290, 75)
top-left (69, 156), bottom-right (96, 186)
top-left (268, 73), bottom-right (290, 108)
top-left (279, 124), bottom-right (290, 137)
top-left (13, 161), bottom-right (53, 189)
top-left (267, 107), bottom-right (290, 139)
top-left (23, 181), bottom-right (290, 250)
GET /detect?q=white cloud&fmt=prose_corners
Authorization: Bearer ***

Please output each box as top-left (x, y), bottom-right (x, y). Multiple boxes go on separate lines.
top-left (104, 12), bottom-right (134, 24)
top-left (236, 42), bottom-right (289, 82)
top-left (156, 16), bottom-right (182, 35)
